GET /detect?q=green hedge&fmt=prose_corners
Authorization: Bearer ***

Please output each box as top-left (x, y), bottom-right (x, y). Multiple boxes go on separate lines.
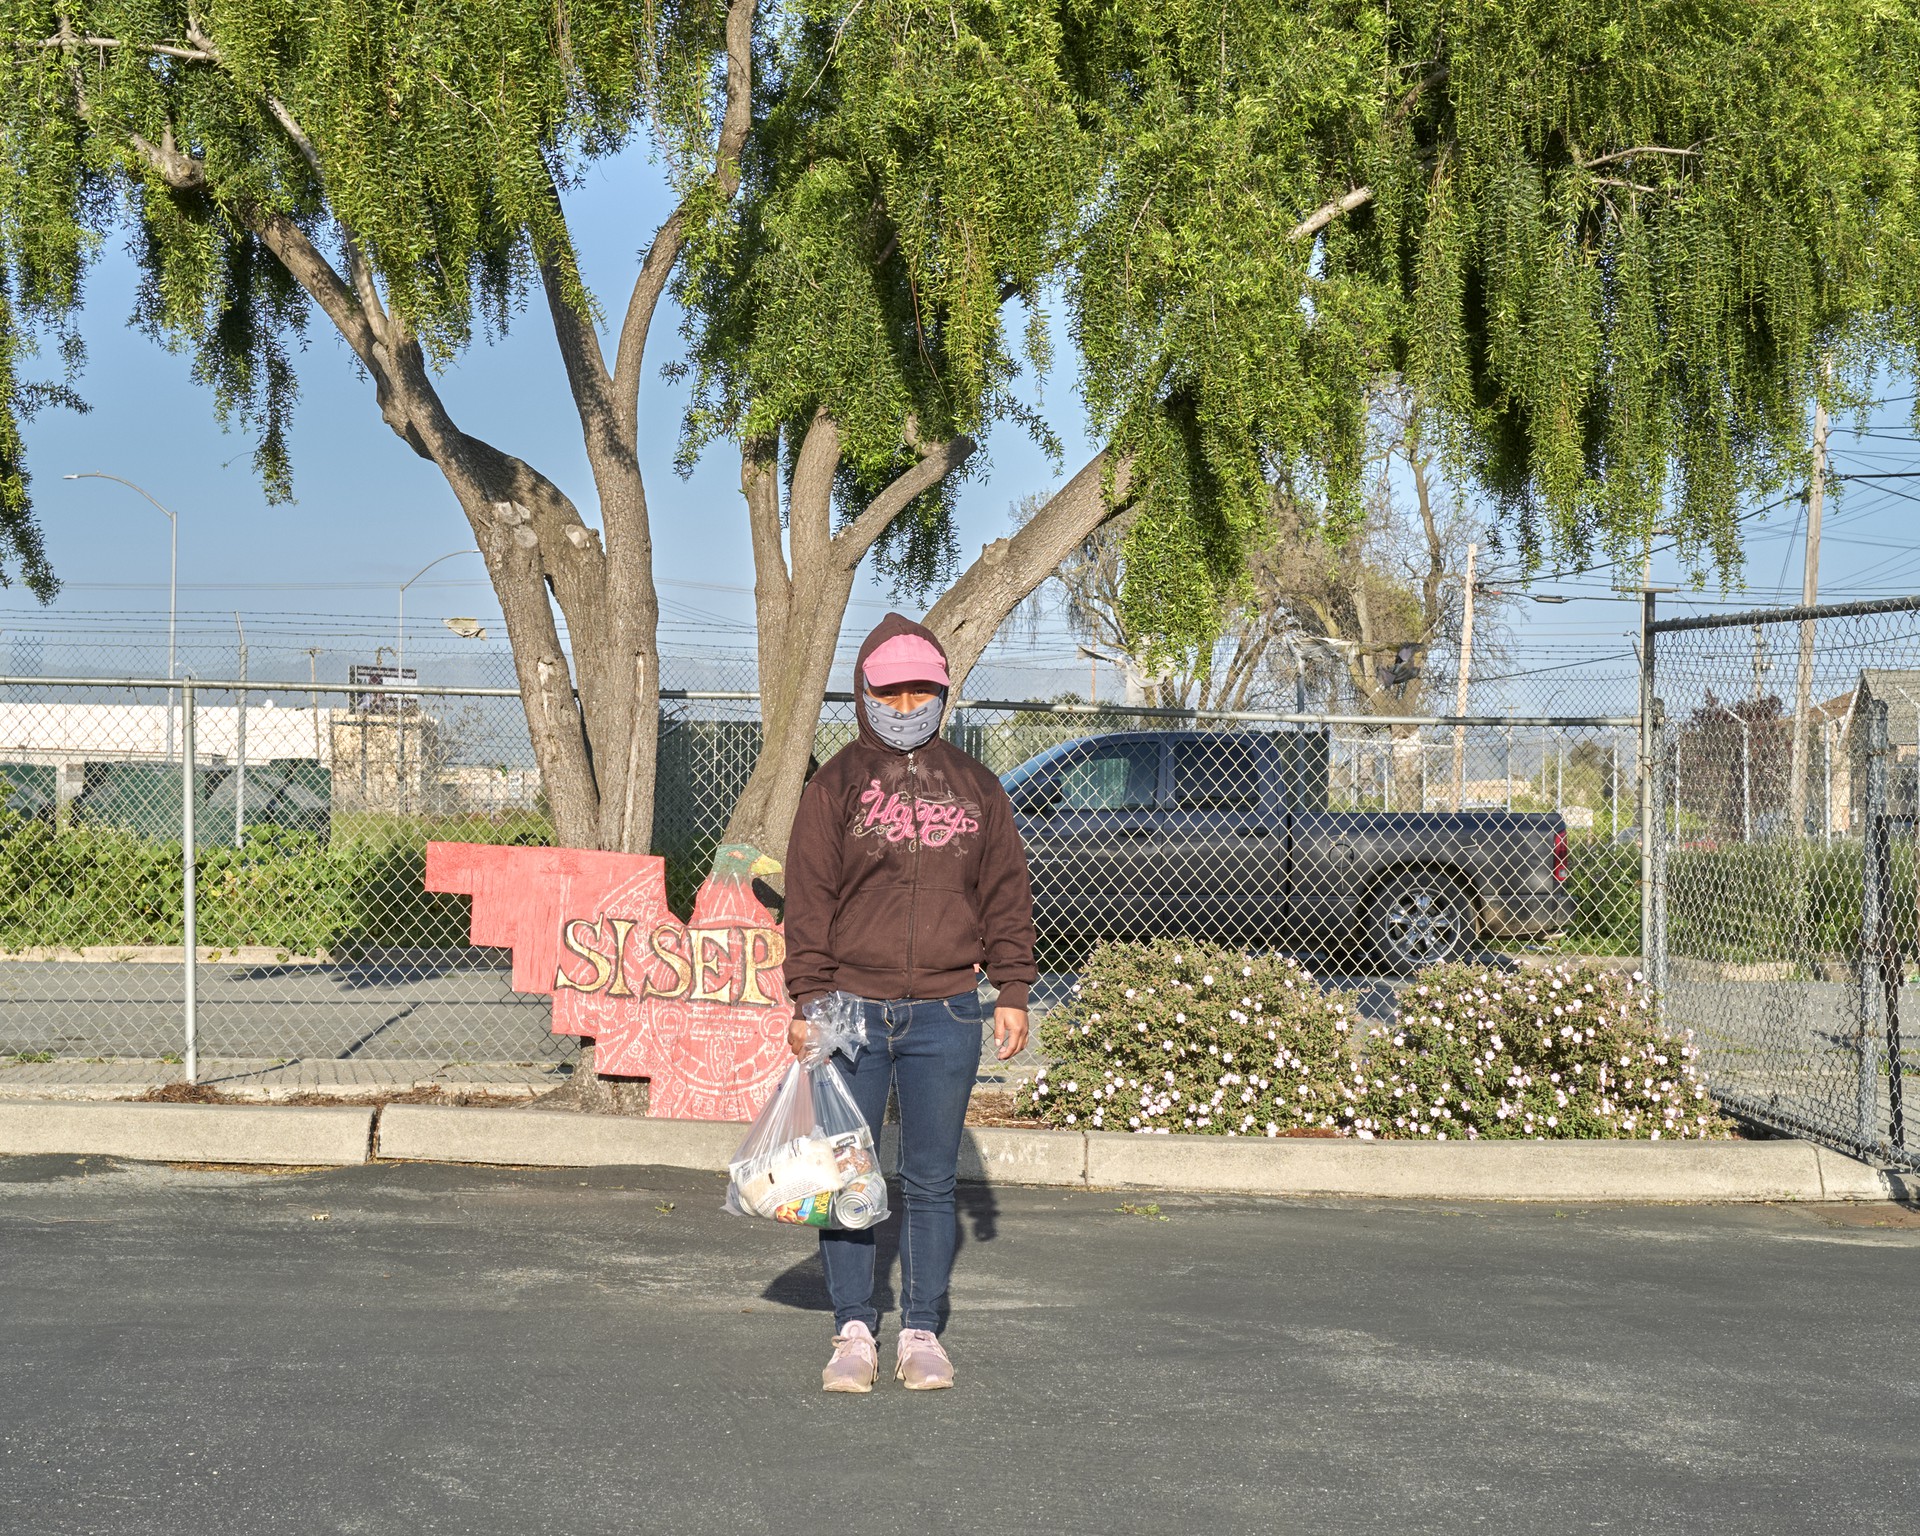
top-left (1559, 838), bottom-right (1640, 955)
top-left (0, 792), bottom-right (1889, 970)
top-left (1551, 837), bottom-right (1895, 965)
top-left (1666, 841), bottom-right (1893, 963)
top-left (0, 810), bottom-right (550, 954)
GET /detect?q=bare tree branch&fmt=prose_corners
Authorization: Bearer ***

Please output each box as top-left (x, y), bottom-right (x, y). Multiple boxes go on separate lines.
top-left (245, 209), bottom-right (381, 365)
top-left (534, 167), bottom-right (625, 485)
top-left (609, 0), bottom-right (758, 429)
top-left (1580, 145), bottom-right (1699, 170)
top-left (126, 127), bottom-right (205, 192)
top-left (1388, 64), bottom-right (1450, 128)
top-left (1284, 66), bottom-right (1449, 246)
top-left (1290, 185), bottom-right (1374, 242)
top-left (926, 449), bottom-right (1136, 693)
top-left (36, 33), bottom-right (211, 62)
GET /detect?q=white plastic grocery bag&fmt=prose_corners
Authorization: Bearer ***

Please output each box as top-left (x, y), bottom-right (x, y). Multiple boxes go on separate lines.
top-left (723, 993), bottom-right (890, 1230)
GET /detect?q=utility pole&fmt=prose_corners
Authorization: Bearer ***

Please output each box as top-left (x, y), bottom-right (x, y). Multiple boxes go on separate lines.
top-left (1075, 645), bottom-right (1100, 707)
top-left (1451, 542), bottom-right (1478, 810)
top-left (233, 613), bottom-right (248, 846)
top-left (1788, 382), bottom-right (1827, 837)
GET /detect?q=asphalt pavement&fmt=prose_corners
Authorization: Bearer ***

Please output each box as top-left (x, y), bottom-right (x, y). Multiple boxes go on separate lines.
top-left (0, 954), bottom-right (564, 1065)
top-left (2, 1158), bottom-right (1916, 1535)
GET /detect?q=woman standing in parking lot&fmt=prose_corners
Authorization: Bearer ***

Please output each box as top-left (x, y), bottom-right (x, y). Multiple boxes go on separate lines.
top-left (780, 613), bottom-right (1037, 1393)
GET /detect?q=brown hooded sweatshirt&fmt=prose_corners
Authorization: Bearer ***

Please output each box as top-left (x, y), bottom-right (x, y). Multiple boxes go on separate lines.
top-left (783, 613), bottom-right (1038, 1012)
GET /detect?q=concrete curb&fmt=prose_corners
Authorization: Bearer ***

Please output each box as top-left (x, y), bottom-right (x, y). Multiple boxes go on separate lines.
top-left (1081, 1132), bottom-right (1855, 1202)
top-left (0, 1101), bottom-right (374, 1166)
top-left (2, 1101), bottom-right (1904, 1199)
top-left (371, 1109), bottom-right (1901, 1202)
top-left (376, 1105), bottom-right (743, 1171)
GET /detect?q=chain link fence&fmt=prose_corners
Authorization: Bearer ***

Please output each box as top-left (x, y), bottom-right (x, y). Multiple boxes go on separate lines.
top-left (0, 655), bottom-right (1637, 1097)
top-left (1650, 595), bottom-right (1920, 1169)
top-left (6, 604), bottom-right (1917, 1172)
top-left (0, 671), bottom-right (562, 1096)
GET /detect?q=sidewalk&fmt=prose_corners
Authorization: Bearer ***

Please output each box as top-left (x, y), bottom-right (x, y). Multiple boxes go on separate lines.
top-left (0, 1096), bottom-right (1908, 1202)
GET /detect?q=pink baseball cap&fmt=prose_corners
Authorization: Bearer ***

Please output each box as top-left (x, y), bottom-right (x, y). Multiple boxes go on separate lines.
top-left (864, 633), bottom-right (950, 689)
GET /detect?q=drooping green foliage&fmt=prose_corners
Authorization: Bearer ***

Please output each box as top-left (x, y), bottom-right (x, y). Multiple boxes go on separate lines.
top-left (1393, 0), bottom-right (1920, 573)
top-left (2, 1), bottom-right (1918, 655)
top-left (0, 0), bottom-right (666, 533)
top-left (1065, 0), bottom-right (1395, 655)
top-left (1065, 0), bottom-right (1920, 655)
top-left (0, 279), bottom-right (66, 596)
top-left (672, 1), bottom-right (1091, 587)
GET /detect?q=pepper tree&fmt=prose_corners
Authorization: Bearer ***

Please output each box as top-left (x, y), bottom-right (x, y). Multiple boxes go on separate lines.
top-left (1, 1), bottom-right (1917, 881)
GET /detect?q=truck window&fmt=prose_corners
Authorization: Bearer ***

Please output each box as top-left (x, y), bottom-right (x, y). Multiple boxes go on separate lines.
top-left (1171, 736), bottom-right (1262, 811)
top-left (1057, 741), bottom-right (1160, 811)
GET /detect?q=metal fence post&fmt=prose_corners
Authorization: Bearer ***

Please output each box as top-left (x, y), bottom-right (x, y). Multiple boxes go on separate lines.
top-left (1878, 823), bottom-right (1905, 1158)
top-left (1856, 693), bottom-right (1890, 1151)
top-left (1650, 708), bottom-right (1668, 1005)
top-left (1639, 591), bottom-right (1662, 994)
top-left (234, 617), bottom-right (248, 846)
top-left (181, 679), bottom-right (198, 1084)
top-left (1610, 733), bottom-right (1619, 839)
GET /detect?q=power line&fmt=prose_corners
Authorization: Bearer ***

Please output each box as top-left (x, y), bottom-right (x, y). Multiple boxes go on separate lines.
top-left (1478, 490), bottom-right (1800, 588)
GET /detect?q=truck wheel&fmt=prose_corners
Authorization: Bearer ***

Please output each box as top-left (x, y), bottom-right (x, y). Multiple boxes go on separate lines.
top-left (1368, 873), bottom-right (1474, 974)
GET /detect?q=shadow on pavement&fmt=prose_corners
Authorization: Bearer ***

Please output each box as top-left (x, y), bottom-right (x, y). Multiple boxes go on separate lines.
top-left (762, 1130), bottom-right (1002, 1332)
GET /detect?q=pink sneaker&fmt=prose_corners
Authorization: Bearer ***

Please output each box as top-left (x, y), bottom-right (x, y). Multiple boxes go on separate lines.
top-left (822, 1321), bottom-right (878, 1393)
top-left (894, 1328), bottom-right (955, 1390)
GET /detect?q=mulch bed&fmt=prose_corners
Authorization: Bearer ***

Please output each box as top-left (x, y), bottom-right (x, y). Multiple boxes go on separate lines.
top-left (137, 1082), bottom-right (532, 1109)
top-left (134, 1080), bottom-right (1353, 1137)
top-left (964, 1091), bottom-right (1039, 1127)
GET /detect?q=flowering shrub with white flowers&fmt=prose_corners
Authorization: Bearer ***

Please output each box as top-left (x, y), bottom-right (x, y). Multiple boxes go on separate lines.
top-left (1016, 940), bottom-right (1361, 1136)
top-left (1349, 962), bottom-right (1732, 1141)
top-left (1019, 946), bottom-right (1734, 1142)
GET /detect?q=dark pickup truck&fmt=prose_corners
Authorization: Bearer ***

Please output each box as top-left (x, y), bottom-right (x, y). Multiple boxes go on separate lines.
top-left (1004, 729), bottom-right (1573, 971)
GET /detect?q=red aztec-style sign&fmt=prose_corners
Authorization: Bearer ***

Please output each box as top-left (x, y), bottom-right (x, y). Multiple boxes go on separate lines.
top-left (423, 842), bottom-right (790, 1121)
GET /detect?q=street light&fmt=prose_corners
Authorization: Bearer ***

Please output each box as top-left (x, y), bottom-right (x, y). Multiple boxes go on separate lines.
top-left (66, 472), bottom-right (179, 758)
top-left (398, 549), bottom-right (482, 675)
top-left (395, 549), bottom-right (481, 816)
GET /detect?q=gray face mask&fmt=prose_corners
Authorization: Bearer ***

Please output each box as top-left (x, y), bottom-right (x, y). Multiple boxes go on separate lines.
top-left (865, 690), bottom-right (945, 752)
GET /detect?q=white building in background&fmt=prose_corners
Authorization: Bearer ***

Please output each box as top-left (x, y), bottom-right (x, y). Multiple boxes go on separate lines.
top-left (0, 699), bottom-right (541, 817)
top-left (0, 700), bottom-right (329, 769)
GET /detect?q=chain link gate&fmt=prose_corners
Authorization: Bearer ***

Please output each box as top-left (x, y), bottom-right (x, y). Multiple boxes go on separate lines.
top-left (1648, 595), bottom-right (1920, 1168)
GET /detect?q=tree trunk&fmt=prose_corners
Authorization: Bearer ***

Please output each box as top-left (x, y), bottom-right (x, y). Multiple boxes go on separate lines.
top-left (926, 450), bottom-right (1134, 694)
top-left (718, 422), bottom-right (977, 864)
top-left (719, 443), bottom-right (1132, 868)
top-left (114, 2), bottom-right (750, 1115)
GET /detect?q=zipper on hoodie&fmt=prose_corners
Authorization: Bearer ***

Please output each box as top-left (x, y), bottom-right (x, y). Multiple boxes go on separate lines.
top-left (905, 749), bottom-right (920, 999)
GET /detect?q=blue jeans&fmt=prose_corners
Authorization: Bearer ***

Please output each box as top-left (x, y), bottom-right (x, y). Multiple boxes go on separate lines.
top-left (818, 991), bottom-right (983, 1335)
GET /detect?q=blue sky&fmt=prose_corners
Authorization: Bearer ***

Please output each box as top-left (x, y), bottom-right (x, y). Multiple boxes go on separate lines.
top-left (10, 139), bottom-right (1918, 713)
